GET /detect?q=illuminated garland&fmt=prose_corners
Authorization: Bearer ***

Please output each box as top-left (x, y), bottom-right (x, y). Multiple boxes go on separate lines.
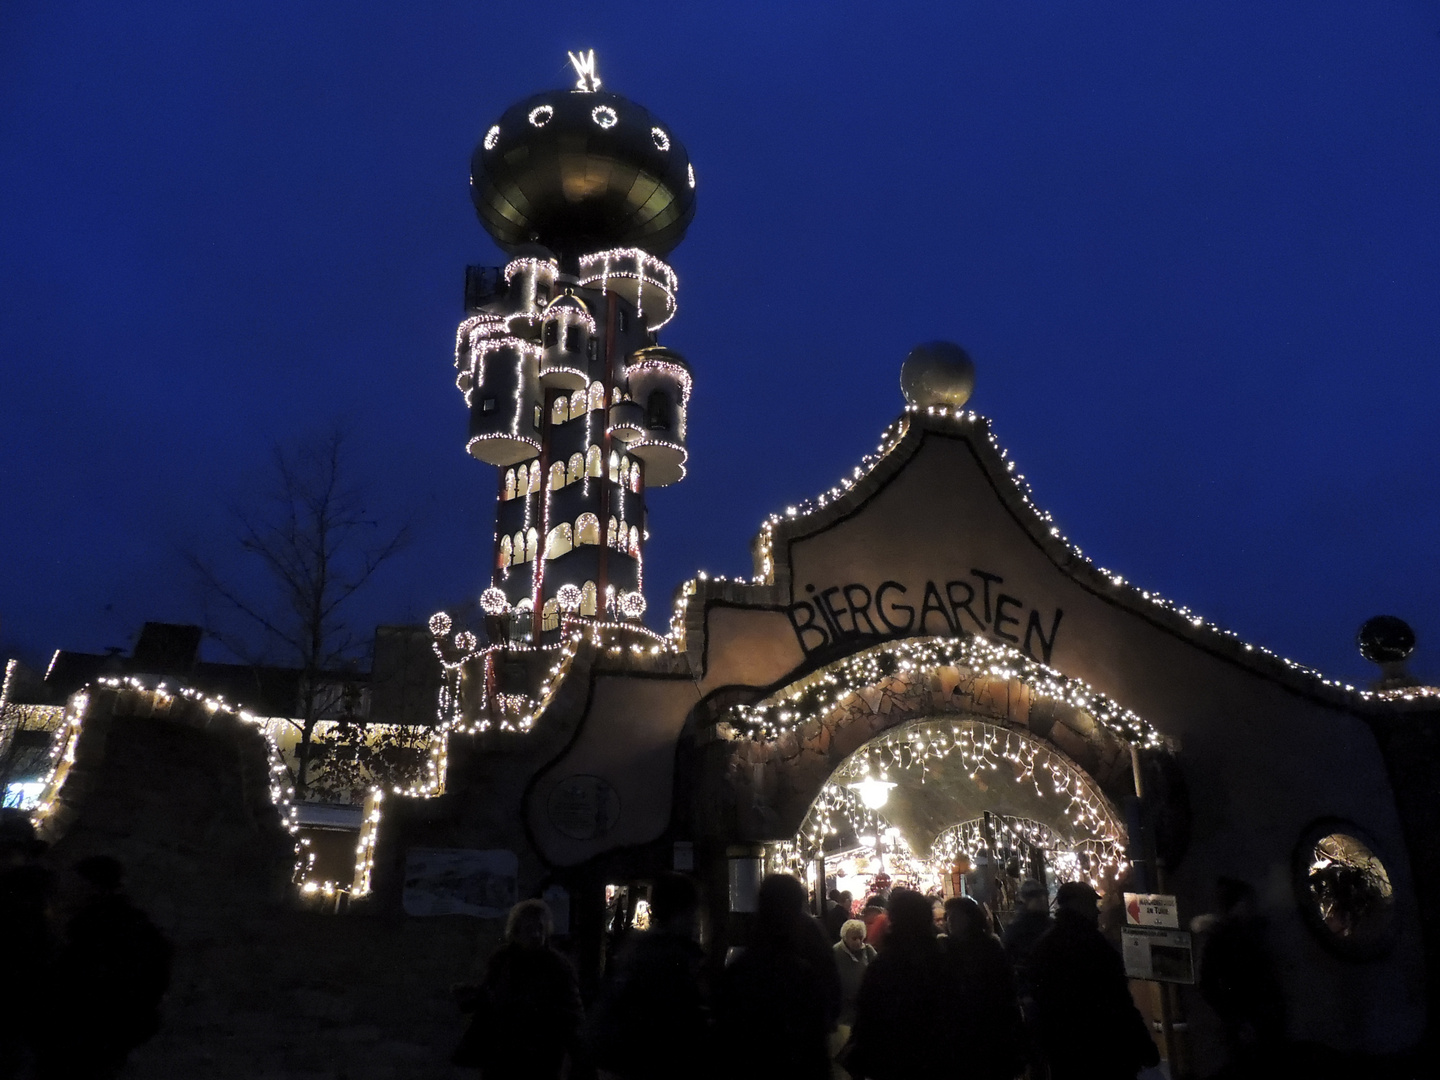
top-left (577, 248), bottom-right (678, 330)
top-left (25, 678), bottom-right (349, 893)
top-left (727, 634), bottom-right (1162, 748)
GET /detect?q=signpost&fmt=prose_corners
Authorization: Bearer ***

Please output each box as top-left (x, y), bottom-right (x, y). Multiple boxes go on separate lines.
top-left (1121, 892), bottom-right (1192, 983)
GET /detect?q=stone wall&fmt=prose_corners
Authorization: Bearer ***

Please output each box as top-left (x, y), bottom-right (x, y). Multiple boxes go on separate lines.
top-left (38, 688), bottom-right (491, 1079)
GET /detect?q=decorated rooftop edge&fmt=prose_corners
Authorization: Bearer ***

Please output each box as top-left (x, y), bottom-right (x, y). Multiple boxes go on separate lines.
top-left (669, 404), bottom-right (1439, 710)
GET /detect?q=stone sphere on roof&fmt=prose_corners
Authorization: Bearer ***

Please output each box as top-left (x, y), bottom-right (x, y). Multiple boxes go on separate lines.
top-left (900, 342), bottom-right (976, 409)
top-left (472, 87), bottom-right (696, 257)
top-left (1357, 615), bottom-right (1416, 665)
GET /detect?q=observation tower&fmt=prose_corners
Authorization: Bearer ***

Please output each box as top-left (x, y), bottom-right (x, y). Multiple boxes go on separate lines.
top-left (456, 52), bottom-right (696, 644)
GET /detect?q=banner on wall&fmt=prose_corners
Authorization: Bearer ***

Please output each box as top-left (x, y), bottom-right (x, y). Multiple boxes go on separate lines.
top-left (402, 847), bottom-right (518, 918)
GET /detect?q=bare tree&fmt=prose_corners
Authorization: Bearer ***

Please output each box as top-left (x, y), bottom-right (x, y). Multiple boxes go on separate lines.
top-left (191, 427), bottom-right (409, 796)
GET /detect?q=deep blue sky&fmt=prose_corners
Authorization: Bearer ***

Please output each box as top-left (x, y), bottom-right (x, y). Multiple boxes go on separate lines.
top-left (2, 2), bottom-right (1438, 687)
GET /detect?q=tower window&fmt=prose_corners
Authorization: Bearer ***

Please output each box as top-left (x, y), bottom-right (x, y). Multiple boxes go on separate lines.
top-left (481, 397), bottom-right (497, 414)
top-left (544, 321), bottom-right (559, 348)
top-left (646, 390), bottom-right (669, 430)
top-left (618, 308), bottom-right (628, 332)
top-left (586, 337), bottom-right (598, 362)
top-left (565, 325), bottom-right (582, 352)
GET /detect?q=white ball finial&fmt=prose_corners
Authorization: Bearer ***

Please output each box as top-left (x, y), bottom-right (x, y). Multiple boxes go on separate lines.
top-left (901, 341), bottom-right (975, 409)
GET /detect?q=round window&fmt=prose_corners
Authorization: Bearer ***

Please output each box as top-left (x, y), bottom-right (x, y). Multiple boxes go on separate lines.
top-left (1294, 821), bottom-right (1396, 959)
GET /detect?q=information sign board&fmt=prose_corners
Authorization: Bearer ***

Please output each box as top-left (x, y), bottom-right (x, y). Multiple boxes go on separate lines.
top-left (1124, 892), bottom-right (1180, 928)
top-left (1122, 926), bottom-right (1194, 984)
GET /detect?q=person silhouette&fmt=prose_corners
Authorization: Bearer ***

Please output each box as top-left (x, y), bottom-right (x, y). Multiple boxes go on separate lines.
top-left (38, 855), bottom-right (171, 1080)
top-left (717, 874), bottom-right (840, 1080)
top-left (589, 873), bottom-right (714, 1080)
top-left (452, 899), bottom-right (583, 1079)
top-left (1029, 881), bottom-right (1159, 1080)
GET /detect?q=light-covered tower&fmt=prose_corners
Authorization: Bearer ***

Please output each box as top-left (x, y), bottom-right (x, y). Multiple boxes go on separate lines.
top-left (456, 54), bottom-right (696, 644)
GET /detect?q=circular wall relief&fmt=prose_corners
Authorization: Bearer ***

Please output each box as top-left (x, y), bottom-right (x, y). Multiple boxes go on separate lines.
top-left (1293, 820), bottom-right (1396, 960)
top-left (548, 774), bottom-right (621, 840)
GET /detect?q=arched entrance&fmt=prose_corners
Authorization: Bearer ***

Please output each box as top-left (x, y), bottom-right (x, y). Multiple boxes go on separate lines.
top-left (706, 634), bottom-right (1166, 912)
top-left (775, 716), bottom-right (1129, 908)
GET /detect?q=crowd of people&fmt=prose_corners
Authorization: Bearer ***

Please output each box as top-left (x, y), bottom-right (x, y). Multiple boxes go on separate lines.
top-left (0, 811), bottom-right (173, 1080)
top-left (452, 872), bottom-right (1164, 1080)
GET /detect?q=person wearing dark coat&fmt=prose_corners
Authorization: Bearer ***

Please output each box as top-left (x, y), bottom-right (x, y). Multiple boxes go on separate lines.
top-left (717, 874), bottom-right (840, 1080)
top-left (940, 896), bottom-right (1025, 1080)
top-left (823, 890), bottom-right (853, 943)
top-left (846, 888), bottom-right (958, 1080)
top-left (0, 814), bottom-right (55, 1080)
top-left (1001, 878), bottom-right (1052, 993)
top-left (1197, 877), bottom-right (1285, 1076)
top-left (453, 898), bottom-right (583, 1079)
top-left (590, 873), bottom-right (714, 1080)
top-left (38, 856), bottom-right (171, 1080)
top-left (1029, 881), bottom-right (1159, 1080)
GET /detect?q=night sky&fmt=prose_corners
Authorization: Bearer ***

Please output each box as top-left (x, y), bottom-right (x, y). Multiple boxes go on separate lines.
top-left (3, 3), bottom-right (1438, 687)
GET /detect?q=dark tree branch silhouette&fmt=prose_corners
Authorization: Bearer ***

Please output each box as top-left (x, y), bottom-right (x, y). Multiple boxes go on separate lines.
top-left (190, 427), bottom-right (410, 796)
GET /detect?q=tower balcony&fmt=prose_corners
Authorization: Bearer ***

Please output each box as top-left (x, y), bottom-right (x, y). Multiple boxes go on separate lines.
top-left (502, 253), bottom-right (560, 334)
top-left (619, 347), bottom-right (691, 487)
top-left (577, 248), bottom-right (678, 331)
top-left (461, 328), bottom-right (543, 466)
top-left (538, 296), bottom-right (597, 392)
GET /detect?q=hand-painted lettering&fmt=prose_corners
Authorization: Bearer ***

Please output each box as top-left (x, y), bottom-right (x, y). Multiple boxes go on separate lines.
top-left (919, 581), bottom-right (956, 635)
top-left (876, 581), bottom-right (915, 634)
top-left (993, 593), bottom-right (1023, 643)
top-left (786, 573), bottom-right (1064, 661)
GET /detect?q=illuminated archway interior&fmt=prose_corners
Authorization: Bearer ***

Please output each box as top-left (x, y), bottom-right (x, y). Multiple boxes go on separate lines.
top-left (777, 718), bottom-right (1128, 905)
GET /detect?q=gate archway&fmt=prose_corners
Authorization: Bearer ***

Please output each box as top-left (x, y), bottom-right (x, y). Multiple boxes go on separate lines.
top-left (706, 634), bottom-right (1167, 904)
top-left (778, 716), bottom-right (1129, 903)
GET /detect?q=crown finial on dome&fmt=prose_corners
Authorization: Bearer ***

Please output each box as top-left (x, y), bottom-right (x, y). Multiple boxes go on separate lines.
top-left (567, 49), bottom-right (601, 92)
top-left (901, 342), bottom-right (976, 409)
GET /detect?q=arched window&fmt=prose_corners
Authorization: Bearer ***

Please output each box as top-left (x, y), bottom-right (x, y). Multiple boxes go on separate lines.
top-left (646, 389), bottom-right (670, 430)
top-left (542, 598), bottom-right (560, 632)
top-left (576, 513), bottom-right (600, 546)
top-left (589, 381), bottom-right (605, 413)
top-left (504, 468), bottom-right (517, 500)
top-left (543, 320), bottom-right (559, 348)
top-left (546, 523), bottom-right (573, 559)
top-left (570, 392), bottom-right (587, 420)
top-left (581, 581), bottom-right (598, 616)
top-left (608, 451), bottom-right (620, 482)
top-left (525, 528), bottom-right (538, 561)
top-left (607, 516), bottom-right (619, 547)
top-left (527, 465), bottom-right (541, 494)
top-left (629, 462), bottom-right (642, 493)
top-left (551, 397), bottom-right (569, 426)
top-left (549, 460), bottom-right (567, 491)
top-left (610, 386), bottom-right (625, 408)
top-left (629, 526), bottom-right (641, 555)
top-left (498, 535), bottom-right (512, 568)
top-left (567, 453), bottom-right (584, 485)
top-left (586, 445), bottom-right (603, 478)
